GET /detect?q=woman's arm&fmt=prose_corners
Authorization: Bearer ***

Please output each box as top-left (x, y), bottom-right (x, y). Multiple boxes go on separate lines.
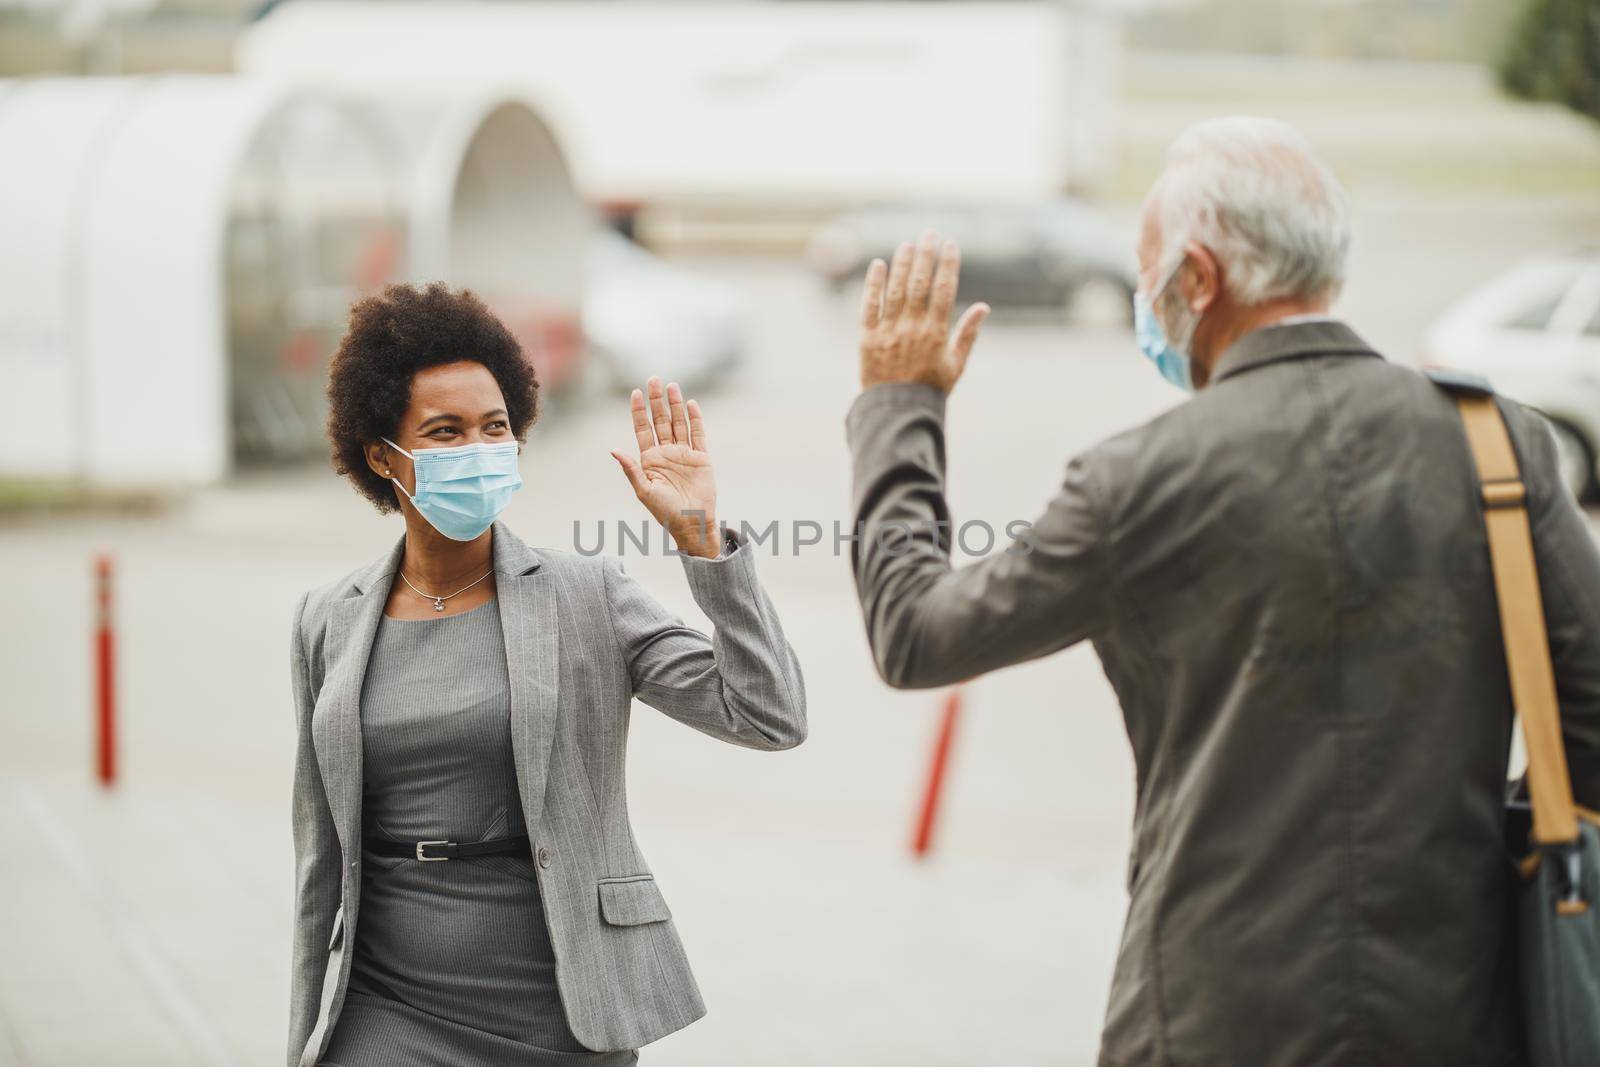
top-left (603, 536), bottom-right (807, 750)
top-left (287, 590), bottom-right (341, 1067)
top-left (605, 376), bottom-right (806, 750)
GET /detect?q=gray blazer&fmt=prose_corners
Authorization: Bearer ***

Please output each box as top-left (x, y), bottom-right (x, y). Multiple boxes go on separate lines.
top-left (288, 520), bottom-right (806, 1067)
top-left (847, 320), bottom-right (1600, 1067)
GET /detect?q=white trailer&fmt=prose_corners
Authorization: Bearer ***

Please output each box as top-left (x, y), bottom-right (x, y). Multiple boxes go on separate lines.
top-left (238, 1), bottom-right (1122, 209)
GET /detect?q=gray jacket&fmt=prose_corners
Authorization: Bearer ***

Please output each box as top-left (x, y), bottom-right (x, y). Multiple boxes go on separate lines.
top-left (288, 520), bottom-right (806, 1067)
top-left (846, 320), bottom-right (1600, 1067)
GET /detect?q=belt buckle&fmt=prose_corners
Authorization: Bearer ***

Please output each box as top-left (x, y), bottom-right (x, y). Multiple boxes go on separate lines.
top-left (416, 840), bottom-right (452, 862)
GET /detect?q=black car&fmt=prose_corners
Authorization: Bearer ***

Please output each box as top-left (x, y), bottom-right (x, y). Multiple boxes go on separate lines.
top-left (807, 198), bottom-right (1137, 323)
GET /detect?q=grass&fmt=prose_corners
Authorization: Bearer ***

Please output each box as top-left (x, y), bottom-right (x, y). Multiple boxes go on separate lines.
top-left (1104, 157), bottom-right (1600, 202)
top-left (0, 478), bottom-right (172, 518)
top-left (1111, 51), bottom-right (1600, 202)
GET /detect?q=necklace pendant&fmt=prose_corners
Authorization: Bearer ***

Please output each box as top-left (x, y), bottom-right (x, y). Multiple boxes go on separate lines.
top-left (433, 599), bottom-right (445, 612)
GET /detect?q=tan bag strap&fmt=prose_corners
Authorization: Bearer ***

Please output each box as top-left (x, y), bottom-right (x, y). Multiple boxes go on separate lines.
top-left (1453, 394), bottom-right (1580, 845)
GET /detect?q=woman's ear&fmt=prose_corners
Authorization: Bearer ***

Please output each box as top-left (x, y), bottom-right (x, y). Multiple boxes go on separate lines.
top-left (364, 440), bottom-right (393, 481)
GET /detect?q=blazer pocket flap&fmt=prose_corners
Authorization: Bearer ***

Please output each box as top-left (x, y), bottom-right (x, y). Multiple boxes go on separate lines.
top-left (597, 876), bottom-right (672, 926)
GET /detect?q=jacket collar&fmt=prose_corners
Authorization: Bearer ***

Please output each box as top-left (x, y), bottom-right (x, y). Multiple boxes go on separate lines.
top-left (346, 519), bottom-right (543, 597)
top-left (1209, 319), bottom-right (1379, 386)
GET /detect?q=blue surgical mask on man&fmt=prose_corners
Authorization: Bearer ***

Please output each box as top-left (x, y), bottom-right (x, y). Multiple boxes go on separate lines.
top-left (382, 436), bottom-right (523, 541)
top-left (1134, 258), bottom-right (1199, 393)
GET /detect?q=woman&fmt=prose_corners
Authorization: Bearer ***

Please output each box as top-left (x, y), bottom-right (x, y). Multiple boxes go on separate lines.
top-left (287, 283), bottom-right (807, 1067)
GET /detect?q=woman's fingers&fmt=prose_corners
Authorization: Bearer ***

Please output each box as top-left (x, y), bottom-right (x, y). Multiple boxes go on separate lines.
top-left (686, 398), bottom-right (709, 452)
top-left (609, 449), bottom-right (647, 496)
top-left (629, 388), bottom-right (655, 453)
top-left (635, 377), bottom-right (704, 451)
top-left (666, 381), bottom-right (690, 446)
top-left (646, 376), bottom-right (674, 447)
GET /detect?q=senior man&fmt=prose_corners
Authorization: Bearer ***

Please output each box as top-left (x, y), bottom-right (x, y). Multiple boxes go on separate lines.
top-left (846, 117), bottom-right (1600, 1066)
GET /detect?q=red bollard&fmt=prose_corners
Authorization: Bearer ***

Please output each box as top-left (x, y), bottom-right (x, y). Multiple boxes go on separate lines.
top-left (94, 554), bottom-right (116, 787)
top-left (911, 688), bottom-right (963, 859)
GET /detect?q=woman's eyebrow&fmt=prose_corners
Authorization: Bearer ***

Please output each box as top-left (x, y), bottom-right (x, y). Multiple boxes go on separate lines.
top-left (416, 408), bottom-right (506, 430)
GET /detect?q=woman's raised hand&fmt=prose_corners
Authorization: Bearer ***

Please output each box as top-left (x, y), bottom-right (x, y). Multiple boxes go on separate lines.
top-left (610, 377), bottom-right (721, 559)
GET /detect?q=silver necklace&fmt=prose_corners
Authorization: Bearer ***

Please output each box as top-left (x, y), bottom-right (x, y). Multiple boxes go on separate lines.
top-left (398, 565), bottom-right (494, 613)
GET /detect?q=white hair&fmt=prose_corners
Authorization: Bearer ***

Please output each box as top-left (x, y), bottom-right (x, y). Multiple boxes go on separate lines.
top-left (1153, 116), bottom-right (1350, 307)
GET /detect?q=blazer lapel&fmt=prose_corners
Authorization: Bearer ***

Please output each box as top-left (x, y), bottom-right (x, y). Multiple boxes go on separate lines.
top-left (311, 532), bottom-right (405, 860)
top-left (489, 520), bottom-right (561, 837)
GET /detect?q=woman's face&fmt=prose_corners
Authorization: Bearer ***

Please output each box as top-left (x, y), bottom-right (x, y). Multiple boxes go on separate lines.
top-left (365, 360), bottom-right (517, 503)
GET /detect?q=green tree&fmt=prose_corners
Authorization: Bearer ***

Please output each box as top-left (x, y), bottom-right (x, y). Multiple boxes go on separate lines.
top-left (1500, 0), bottom-right (1600, 123)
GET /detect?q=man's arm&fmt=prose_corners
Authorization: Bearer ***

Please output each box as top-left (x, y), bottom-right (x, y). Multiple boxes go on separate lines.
top-left (846, 382), bottom-right (1114, 689)
top-left (846, 229), bottom-right (1113, 689)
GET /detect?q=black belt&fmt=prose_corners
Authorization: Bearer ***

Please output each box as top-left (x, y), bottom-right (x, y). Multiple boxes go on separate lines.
top-left (364, 833), bottom-right (532, 862)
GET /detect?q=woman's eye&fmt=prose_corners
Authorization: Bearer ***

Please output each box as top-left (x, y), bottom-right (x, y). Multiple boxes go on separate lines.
top-left (488, 421), bottom-right (508, 431)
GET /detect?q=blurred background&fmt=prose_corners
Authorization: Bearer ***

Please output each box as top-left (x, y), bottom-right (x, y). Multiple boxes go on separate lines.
top-left (1, 1), bottom-right (1597, 1064)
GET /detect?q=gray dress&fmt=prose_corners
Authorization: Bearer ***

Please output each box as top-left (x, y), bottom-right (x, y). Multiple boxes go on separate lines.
top-left (321, 597), bottom-right (639, 1067)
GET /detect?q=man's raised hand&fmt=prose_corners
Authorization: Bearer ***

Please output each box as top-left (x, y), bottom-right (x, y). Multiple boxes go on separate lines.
top-left (858, 228), bottom-right (990, 392)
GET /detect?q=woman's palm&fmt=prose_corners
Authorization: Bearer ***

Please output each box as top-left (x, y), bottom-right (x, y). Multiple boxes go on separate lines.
top-left (609, 377), bottom-right (719, 557)
top-left (636, 439), bottom-right (714, 516)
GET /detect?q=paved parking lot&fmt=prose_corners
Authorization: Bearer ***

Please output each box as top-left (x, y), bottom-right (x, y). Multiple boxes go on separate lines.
top-left (3, 181), bottom-right (1600, 1066)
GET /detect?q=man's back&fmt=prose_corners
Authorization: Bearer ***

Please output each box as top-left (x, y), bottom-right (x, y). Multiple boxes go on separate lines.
top-left (1089, 319), bottom-right (1586, 1066)
top-left (847, 320), bottom-right (1600, 1067)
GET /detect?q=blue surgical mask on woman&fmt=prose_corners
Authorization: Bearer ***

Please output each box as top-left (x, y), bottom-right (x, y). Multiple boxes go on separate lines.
top-left (1134, 258), bottom-right (1199, 393)
top-left (382, 436), bottom-right (523, 541)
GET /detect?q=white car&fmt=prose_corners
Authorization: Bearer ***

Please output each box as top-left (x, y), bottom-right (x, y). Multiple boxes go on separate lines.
top-left (582, 228), bottom-right (746, 394)
top-left (1421, 253), bottom-right (1600, 501)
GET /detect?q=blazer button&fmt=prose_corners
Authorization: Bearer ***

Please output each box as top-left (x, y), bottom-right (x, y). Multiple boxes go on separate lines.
top-left (536, 846), bottom-right (551, 869)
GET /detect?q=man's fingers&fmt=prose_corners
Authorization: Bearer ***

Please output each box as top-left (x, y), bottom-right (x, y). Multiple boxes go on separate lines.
top-left (927, 239), bottom-right (960, 324)
top-left (686, 398), bottom-right (709, 452)
top-left (948, 302), bottom-right (990, 379)
top-left (882, 241), bottom-right (914, 321)
top-left (610, 450), bottom-right (647, 495)
top-left (646, 376), bottom-right (673, 447)
top-left (905, 229), bottom-right (939, 311)
top-left (666, 381), bottom-right (689, 445)
top-left (629, 388), bottom-right (655, 452)
top-left (860, 258), bottom-right (887, 329)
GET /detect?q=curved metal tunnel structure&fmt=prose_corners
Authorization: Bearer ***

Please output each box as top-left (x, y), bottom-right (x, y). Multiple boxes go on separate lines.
top-left (0, 78), bottom-right (585, 486)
